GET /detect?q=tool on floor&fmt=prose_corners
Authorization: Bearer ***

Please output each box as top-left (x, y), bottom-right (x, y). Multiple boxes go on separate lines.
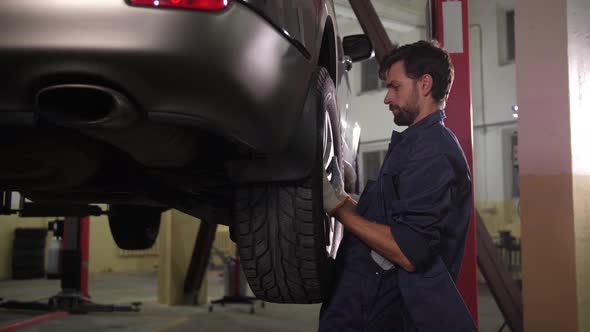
top-left (208, 248), bottom-right (264, 314)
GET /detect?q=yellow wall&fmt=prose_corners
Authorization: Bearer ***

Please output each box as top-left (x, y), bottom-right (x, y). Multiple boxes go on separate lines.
top-left (88, 214), bottom-right (159, 273)
top-left (520, 175), bottom-right (578, 331)
top-left (0, 213), bottom-right (160, 280)
top-left (89, 213), bottom-right (233, 276)
top-left (210, 225), bottom-right (235, 268)
top-left (2, 208), bottom-right (234, 307)
top-left (573, 175), bottom-right (590, 331)
top-left (475, 200), bottom-right (521, 238)
top-left (158, 210), bottom-right (207, 305)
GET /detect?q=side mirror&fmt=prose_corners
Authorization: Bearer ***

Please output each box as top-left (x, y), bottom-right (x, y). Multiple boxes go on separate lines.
top-left (342, 34), bottom-right (374, 62)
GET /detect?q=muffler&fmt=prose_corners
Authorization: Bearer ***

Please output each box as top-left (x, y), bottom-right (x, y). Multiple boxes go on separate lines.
top-left (35, 84), bottom-right (199, 168)
top-left (35, 84), bottom-right (137, 129)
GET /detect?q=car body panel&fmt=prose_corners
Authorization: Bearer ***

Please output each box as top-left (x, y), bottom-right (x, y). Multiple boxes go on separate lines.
top-left (240, 0), bottom-right (319, 59)
top-left (0, 0), bottom-right (359, 203)
top-left (0, 0), bottom-right (315, 153)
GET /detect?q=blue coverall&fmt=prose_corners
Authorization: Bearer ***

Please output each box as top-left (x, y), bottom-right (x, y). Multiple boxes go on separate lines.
top-left (319, 110), bottom-right (476, 332)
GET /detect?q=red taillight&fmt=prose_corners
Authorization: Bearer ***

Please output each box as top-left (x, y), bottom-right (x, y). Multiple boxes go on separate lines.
top-left (129, 0), bottom-right (230, 11)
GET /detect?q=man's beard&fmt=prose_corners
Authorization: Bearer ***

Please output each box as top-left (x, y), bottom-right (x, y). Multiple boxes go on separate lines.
top-left (392, 84), bottom-right (420, 126)
top-left (392, 105), bottom-right (419, 126)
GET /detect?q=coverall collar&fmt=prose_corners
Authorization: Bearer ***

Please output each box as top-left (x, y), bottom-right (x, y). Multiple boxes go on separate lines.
top-left (389, 110), bottom-right (446, 150)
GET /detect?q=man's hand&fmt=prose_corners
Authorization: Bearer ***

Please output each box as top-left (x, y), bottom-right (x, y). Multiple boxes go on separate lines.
top-left (322, 160), bottom-right (351, 216)
top-left (322, 161), bottom-right (414, 272)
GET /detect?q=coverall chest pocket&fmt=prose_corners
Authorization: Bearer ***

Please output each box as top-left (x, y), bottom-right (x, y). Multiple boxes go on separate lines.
top-left (358, 180), bottom-right (385, 222)
top-left (356, 180), bottom-right (375, 216)
top-left (380, 164), bottom-right (405, 219)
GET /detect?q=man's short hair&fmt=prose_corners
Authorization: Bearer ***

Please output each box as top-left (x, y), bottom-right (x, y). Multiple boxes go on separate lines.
top-left (379, 40), bottom-right (454, 104)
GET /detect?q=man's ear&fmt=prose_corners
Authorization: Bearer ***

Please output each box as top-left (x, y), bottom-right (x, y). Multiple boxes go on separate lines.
top-left (420, 74), bottom-right (434, 97)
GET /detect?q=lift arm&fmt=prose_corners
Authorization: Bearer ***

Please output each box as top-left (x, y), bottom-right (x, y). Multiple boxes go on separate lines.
top-left (347, 0), bottom-right (394, 62)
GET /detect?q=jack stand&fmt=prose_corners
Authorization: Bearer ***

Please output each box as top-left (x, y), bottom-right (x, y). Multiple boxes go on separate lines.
top-left (208, 249), bottom-right (264, 314)
top-left (1, 216), bottom-right (140, 314)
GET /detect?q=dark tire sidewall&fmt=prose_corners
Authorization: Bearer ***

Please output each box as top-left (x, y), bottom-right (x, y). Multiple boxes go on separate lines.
top-left (234, 67), bottom-right (343, 304)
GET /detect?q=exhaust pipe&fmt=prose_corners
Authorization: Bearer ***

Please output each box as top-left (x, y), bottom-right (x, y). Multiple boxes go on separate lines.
top-left (35, 84), bottom-right (137, 129)
top-left (35, 84), bottom-right (199, 168)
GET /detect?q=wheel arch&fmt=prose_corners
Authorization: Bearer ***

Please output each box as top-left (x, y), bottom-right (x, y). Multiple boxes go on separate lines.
top-left (317, 16), bottom-right (338, 85)
top-left (225, 9), bottom-right (342, 185)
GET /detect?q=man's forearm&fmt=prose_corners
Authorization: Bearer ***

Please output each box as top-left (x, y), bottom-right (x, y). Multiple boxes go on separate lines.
top-left (334, 201), bottom-right (415, 272)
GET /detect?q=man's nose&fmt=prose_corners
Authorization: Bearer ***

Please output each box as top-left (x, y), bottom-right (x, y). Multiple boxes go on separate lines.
top-left (384, 90), bottom-right (393, 105)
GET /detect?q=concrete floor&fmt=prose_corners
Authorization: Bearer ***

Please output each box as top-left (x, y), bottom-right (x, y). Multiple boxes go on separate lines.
top-left (0, 271), bottom-right (510, 332)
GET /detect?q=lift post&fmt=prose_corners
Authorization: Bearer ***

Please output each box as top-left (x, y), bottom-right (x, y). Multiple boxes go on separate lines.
top-left (0, 196), bottom-right (140, 314)
top-left (348, 0), bottom-right (394, 62)
top-left (183, 220), bottom-right (217, 304)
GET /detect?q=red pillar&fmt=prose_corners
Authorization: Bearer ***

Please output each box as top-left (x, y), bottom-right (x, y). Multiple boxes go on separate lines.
top-left (431, 0), bottom-right (478, 327)
top-left (60, 216), bottom-right (91, 299)
top-left (79, 216), bottom-right (90, 298)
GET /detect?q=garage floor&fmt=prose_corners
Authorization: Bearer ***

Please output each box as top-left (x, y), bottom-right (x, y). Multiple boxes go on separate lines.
top-left (0, 271), bottom-right (508, 332)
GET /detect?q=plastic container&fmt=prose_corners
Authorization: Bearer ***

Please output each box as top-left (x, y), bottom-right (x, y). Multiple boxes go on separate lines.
top-left (46, 236), bottom-right (61, 279)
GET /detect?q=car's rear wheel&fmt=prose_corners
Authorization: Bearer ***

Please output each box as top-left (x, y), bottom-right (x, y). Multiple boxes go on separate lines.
top-left (108, 204), bottom-right (164, 250)
top-left (235, 68), bottom-right (343, 303)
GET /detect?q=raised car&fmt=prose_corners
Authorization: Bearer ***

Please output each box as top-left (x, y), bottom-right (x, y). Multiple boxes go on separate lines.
top-left (0, 0), bottom-right (372, 303)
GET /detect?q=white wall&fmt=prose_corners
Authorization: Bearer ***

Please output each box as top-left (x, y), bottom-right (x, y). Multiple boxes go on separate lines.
top-left (469, 0), bottom-right (517, 203)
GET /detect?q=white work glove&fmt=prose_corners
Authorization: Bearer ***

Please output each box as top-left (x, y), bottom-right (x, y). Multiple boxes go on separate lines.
top-left (322, 160), bottom-right (350, 216)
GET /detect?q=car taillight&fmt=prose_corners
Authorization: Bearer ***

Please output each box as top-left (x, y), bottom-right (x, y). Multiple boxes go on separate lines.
top-left (129, 0), bottom-right (230, 11)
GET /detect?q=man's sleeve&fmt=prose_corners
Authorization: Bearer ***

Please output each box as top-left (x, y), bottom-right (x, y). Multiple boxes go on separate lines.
top-left (388, 151), bottom-right (454, 272)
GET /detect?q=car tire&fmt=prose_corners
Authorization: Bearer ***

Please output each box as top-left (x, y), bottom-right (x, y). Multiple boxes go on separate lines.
top-left (12, 238), bottom-right (46, 250)
top-left (14, 228), bottom-right (48, 239)
top-left (235, 67), bottom-right (343, 303)
top-left (108, 205), bottom-right (163, 250)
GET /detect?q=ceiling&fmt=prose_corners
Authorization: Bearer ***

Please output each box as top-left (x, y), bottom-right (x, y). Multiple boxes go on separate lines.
top-left (333, 0), bottom-right (428, 32)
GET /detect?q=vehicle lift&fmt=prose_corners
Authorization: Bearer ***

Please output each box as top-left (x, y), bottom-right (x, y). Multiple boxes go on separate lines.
top-left (0, 192), bottom-right (140, 317)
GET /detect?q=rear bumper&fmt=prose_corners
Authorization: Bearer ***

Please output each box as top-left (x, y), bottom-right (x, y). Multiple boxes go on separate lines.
top-left (0, 0), bottom-right (314, 152)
